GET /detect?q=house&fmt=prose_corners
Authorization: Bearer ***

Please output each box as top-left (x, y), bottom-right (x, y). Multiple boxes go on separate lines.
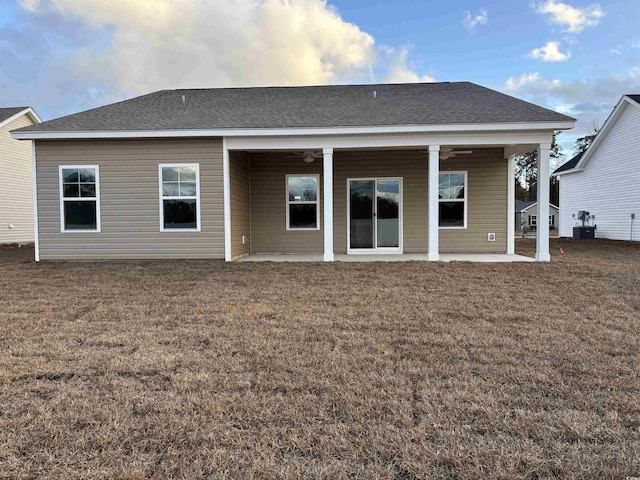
top-left (554, 95), bottom-right (639, 241)
top-left (11, 82), bottom-right (575, 262)
top-left (515, 200), bottom-right (559, 231)
top-left (0, 106), bottom-right (42, 244)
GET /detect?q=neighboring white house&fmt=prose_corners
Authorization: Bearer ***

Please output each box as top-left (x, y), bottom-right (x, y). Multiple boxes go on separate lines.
top-left (515, 200), bottom-right (559, 231)
top-left (554, 95), bottom-right (640, 241)
top-left (0, 107), bottom-right (41, 244)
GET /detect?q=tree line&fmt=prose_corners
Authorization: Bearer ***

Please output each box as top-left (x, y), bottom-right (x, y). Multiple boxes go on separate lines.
top-left (515, 127), bottom-right (599, 205)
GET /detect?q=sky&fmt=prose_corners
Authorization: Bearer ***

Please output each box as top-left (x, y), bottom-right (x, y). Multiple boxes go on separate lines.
top-left (1, 0), bottom-right (639, 163)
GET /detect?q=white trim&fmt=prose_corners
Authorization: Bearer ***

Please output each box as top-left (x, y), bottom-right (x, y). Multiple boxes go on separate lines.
top-left (427, 145), bottom-right (440, 261)
top-left (58, 165), bottom-right (101, 233)
top-left (0, 107), bottom-right (42, 130)
top-left (158, 163), bottom-right (201, 233)
top-left (346, 177), bottom-right (403, 254)
top-left (285, 174), bottom-right (320, 231)
top-left (322, 148), bottom-right (334, 262)
top-left (554, 95), bottom-right (640, 176)
top-left (521, 201), bottom-right (559, 211)
top-left (438, 170), bottom-right (468, 229)
top-left (10, 121), bottom-right (576, 141)
top-left (507, 155), bottom-right (515, 255)
top-left (32, 142), bottom-right (39, 262)
top-left (536, 144), bottom-right (551, 262)
top-left (223, 139), bottom-right (231, 261)
top-left (227, 131), bottom-right (557, 152)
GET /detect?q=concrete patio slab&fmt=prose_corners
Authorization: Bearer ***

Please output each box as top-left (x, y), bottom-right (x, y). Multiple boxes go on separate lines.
top-left (239, 253), bottom-right (535, 262)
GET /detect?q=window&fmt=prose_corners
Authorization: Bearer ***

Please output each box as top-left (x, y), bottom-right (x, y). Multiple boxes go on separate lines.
top-left (286, 175), bottom-right (319, 230)
top-left (549, 215), bottom-right (554, 226)
top-left (438, 172), bottom-right (466, 228)
top-left (530, 215), bottom-right (537, 226)
top-left (159, 164), bottom-right (200, 231)
top-left (59, 165), bottom-right (100, 232)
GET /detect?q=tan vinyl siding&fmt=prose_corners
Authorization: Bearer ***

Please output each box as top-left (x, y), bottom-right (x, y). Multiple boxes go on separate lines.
top-left (439, 148), bottom-right (507, 253)
top-left (333, 150), bottom-right (428, 253)
top-left (0, 114), bottom-right (35, 244)
top-left (249, 153), bottom-right (323, 254)
top-left (35, 138), bottom-right (224, 259)
top-left (229, 151), bottom-right (250, 259)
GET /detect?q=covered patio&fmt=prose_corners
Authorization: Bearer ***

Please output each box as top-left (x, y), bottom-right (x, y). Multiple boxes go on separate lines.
top-left (224, 136), bottom-right (557, 263)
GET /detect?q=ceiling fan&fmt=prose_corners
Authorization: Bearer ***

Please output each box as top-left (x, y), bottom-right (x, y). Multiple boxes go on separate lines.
top-left (285, 150), bottom-right (323, 163)
top-left (439, 147), bottom-right (473, 160)
top-left (420, 147), bottom-right (473, 160)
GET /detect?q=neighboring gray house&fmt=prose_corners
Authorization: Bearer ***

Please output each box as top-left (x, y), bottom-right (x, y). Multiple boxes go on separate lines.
top-left (0, 106), bottom-right (41, 244)
top-left (515, 200), bottom-right (559, 231)
top-left (11, 82), bottom-right (575, 262)
top-left (554, 94), bottom-right (640, 241)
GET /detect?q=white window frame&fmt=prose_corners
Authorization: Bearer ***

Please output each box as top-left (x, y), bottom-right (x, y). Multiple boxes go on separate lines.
top-left (438, 171), bottom-right (467, 230)
top-left (58, 164), bottom-right (101, 233)
top-left (285, 174), bottom-right (320, 231)
top-left (530, 215), bottom-right (537, 226)
top-left (159, 163), bottom-right (201, 232)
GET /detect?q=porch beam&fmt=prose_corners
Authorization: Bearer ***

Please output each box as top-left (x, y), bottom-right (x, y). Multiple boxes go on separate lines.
top-left (536, 144), bottom-right (551, 262)
top-left (507, 154), bottom-right (515, 254)
top-left (323, 148), bottom-right (334, 262)
top-left (428, 145), bottom-right (440, 261)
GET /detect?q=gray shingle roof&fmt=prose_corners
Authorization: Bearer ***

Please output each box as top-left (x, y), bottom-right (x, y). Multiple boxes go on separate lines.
top-left (553, 151), bottom-right (584, 174)
top-left (515, 200), bottom-right (536, 212)
top-left (14, 82), bottom-right (574, 133)
top-left (0, 107), bottom-right (29, 124)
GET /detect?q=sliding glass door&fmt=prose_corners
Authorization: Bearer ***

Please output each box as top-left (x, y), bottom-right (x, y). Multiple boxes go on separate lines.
top-left (348, 178), bottom-right (401, 252)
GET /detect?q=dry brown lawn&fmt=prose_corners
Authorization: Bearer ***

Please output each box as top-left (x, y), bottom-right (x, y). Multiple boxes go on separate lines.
top-left (0, 239), bottom-right (638, 479)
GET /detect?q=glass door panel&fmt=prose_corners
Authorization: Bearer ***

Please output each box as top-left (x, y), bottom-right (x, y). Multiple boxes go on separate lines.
top-left (376, 180), bottom-right (400, 248)
top-left (349, 180), bottom-right (374, 249)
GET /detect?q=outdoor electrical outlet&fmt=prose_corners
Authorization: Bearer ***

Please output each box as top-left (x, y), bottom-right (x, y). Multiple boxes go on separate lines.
top-left (488, 233), bottom-right (496, 242)
top-left (242, 235), bottom-right (248, 245)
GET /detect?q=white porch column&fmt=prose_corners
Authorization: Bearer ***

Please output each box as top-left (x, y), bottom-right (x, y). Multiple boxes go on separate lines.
top-left (223, 138), bottom-right (231, 261)
top-left (323, 148), bottom-right (334, 262)
top-left (536, 144), bottom-right (551, 262)
top-left (428, 145), bottom-right (440, 261)
top-left (507, 154), bottom-right (515, 255)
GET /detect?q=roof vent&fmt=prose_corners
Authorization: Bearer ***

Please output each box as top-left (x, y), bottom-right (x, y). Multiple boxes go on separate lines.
top-left (181, 95), bottom-right (186, 105)
top-left (373, 90), bottom-right (377, 99)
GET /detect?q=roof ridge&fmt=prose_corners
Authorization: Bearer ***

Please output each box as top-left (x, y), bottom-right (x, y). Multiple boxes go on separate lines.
top-left (163, 81), bottom-right (461, 93)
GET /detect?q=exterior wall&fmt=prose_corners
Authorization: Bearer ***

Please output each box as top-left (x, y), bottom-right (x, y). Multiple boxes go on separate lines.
top-left (248, 148), bottom-right (508, 255)
top-left (520, 204), bottom-right (559, 229)
top-left (559, 102), bottom-right (640, 241)
top-left (0, 114), bottom-right (35, 244)
top-left (35, 138), bottom-right (224, 259)
top-left (229, 151), bottom-right (250, 259)
top-left (333, 149), bottom-right (427, 253)
top-left (439, 149), bottom-right (507, 253)
top-left (249, 153), bottom-right (323, 254)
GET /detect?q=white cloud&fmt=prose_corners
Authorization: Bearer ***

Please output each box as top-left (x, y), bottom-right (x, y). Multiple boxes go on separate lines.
top-left (17, 0), bottom-right (433, 97)
top-left (504, 70), bottom-right (640, 150)
top-left (529, 41), bottom-right (571, 62)
top-left (609, 47), bottom-right (621, 55)
top-left (534, 0), bottom-right (604, 33)
top-left (462, 9), bottom-right (488, 32)
top-left (632, 41), bottom-right (640, 48)
top-left (383, 46), bottom-right (435, 83)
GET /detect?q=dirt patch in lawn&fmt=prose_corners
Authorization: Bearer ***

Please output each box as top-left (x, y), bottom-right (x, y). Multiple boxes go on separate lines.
top-left (0, 239), bottom-right (638, 478)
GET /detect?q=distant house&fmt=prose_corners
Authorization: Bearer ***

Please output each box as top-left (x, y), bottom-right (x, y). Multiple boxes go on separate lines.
top-left (0, 107), bottom-right (42, 244)
top-left (554, 95), bottom-right (639, 241)
top-left (11, 82), bottom-right (575, 262)
top-left (515, 200), bottom-right (559, 231)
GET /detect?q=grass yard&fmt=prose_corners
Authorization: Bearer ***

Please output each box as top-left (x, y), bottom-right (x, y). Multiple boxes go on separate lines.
top-left (0, 239), bottom-right (638, 479)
